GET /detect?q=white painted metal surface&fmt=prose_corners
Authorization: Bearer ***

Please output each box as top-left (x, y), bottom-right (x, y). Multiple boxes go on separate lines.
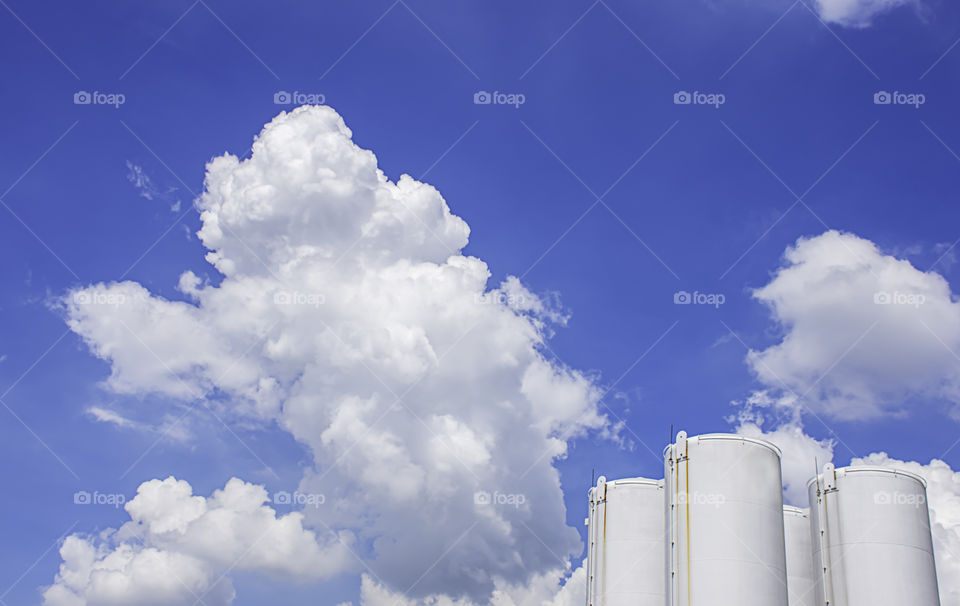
top-left (585, 476), bottom-right (665, 606)
top-left (808, 464), bottom-right (940, 606)
top-left (783, 506), bottom-right (815, 606)
top-left (664, 431), bottom-right (789, 606)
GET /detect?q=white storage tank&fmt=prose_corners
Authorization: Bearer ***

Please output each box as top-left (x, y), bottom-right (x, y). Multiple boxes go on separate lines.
top-left (664, 431), bottom-right (788, 606)
top-left (585, 476), bottom-right (665, 606)
top-left (808, 463), bottom-right (940, 606)
top-left (783, 506), bottom-right (815, 606)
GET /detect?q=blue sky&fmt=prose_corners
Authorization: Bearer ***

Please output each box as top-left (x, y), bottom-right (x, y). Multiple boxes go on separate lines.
top-left (3, 0), bottom-right (960, 604)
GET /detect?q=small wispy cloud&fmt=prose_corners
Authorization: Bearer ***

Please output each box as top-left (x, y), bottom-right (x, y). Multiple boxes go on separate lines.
top-left (87, 405), bottom-right (192, 442)
top-left (126, 161), bottom-right (182, 212)
top-left (813, 0), bottom-right (919, 28)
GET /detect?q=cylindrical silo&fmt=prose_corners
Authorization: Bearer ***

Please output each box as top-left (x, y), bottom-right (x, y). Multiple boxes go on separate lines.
top-left (664, 431), bottom-right (788, 606)
top-left (585, 476), bottom-right (665, 606)
top-left (783, 506), bottom-right (815, 606)
top-left (808, 463), bottom-right (940, 606)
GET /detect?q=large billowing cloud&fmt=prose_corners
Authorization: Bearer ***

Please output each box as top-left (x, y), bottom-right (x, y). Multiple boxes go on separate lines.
top-left (748, 230), bottom-right (960, 421)
top-left (59, 106), bottom-right (609, 603)
top-left (812, 0), bottom-right (918, 27)
top-left (43, 477), bottom-right (353, 606)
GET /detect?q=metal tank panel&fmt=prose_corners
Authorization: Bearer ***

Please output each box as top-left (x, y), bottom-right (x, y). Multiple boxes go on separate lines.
top-left (808, 463), bottom-right (940, 606)
top-left (664, 431), bottom-right (789, 606)
top-left (585, 476), bottom-right (666, 606)
top-left (783, 506), bottom-right (815, 606)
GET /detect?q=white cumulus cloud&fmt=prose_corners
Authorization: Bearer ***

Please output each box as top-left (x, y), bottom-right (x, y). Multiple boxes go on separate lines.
top-left (59, 105), bottom-right (611, 602)
top-left (748, 230), bottom-right (960, 421)
top-left (43, 477), bottom-right (353, 606)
